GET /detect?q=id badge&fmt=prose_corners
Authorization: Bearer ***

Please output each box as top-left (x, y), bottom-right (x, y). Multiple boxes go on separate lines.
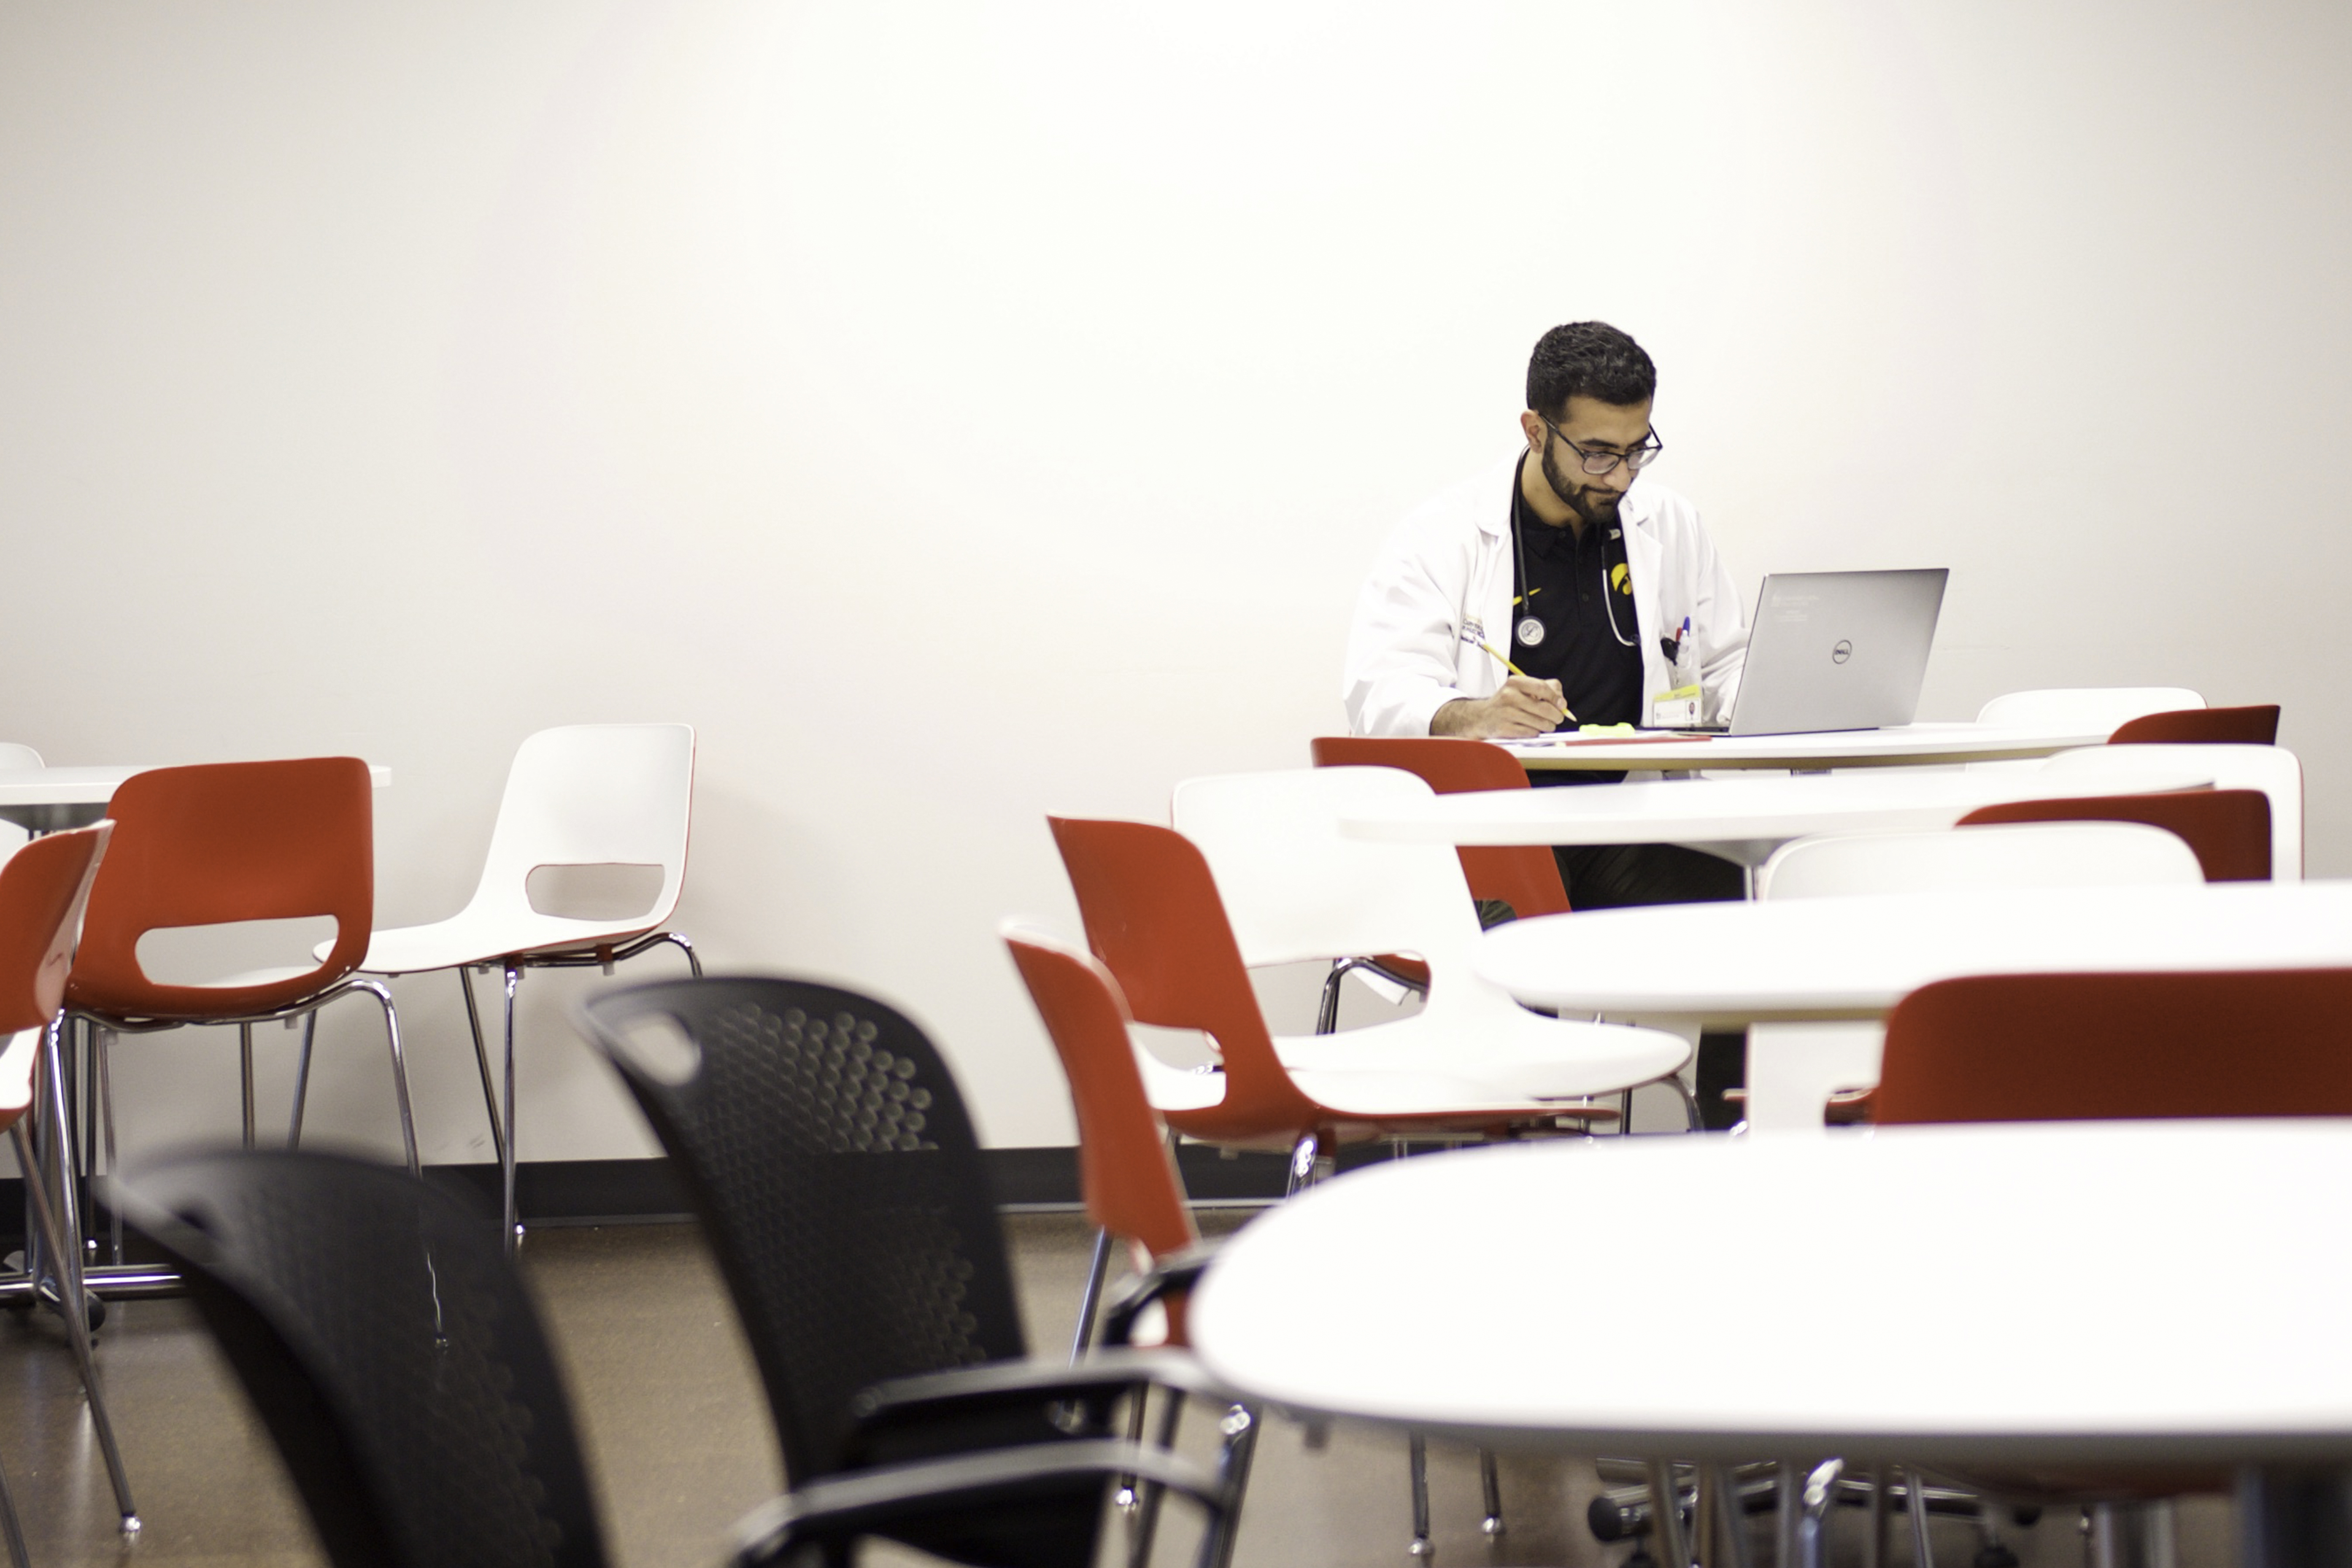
top-left (1650, 684), bottom-right (1702, 728)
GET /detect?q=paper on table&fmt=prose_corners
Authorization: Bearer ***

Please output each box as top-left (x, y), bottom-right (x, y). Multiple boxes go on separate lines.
top-left (1496, 733), bottom-right (1709, 749)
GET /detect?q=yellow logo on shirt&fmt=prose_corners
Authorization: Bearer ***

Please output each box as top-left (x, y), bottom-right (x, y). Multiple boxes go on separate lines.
top-left (1610, 564), bottom-right (1631, 595)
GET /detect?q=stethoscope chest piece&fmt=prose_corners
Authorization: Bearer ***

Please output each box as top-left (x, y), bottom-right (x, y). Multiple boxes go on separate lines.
top-left (1515, 616), bottom-right (1547, 648)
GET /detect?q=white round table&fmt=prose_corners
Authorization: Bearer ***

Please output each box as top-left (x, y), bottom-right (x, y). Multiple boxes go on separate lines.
top-left (1475, 880), bottom-right (2352, 1024)
top-left (1502, 722), bottom-right (2112, 773)
top-left (1339, 761), bottom-right (2215, 869)
top-left (1474, 880), bottom-right (2352, 1132)
top-left (1191, 1122), bottom-right (2352, 1468)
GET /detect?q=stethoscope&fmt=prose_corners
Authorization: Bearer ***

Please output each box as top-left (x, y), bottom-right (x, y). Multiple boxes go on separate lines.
top-left (1512, 505), bottom-right (1636, 651)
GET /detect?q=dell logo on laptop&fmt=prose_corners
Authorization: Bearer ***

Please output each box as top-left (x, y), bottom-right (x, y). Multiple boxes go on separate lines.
top-left (1831, 640), bottom-right (1853, 664)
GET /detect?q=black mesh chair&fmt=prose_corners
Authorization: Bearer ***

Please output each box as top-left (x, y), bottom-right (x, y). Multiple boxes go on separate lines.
top-left (576, 976), bottom-right (1239, 1568)
top-left (118, 1148), bottom-right (608, 1568)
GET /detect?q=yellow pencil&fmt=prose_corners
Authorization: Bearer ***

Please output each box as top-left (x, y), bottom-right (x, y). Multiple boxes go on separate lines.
top-left (1475, 641), bottom-right (1577, 723)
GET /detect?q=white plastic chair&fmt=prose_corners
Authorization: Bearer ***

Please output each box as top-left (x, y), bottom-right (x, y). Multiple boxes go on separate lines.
top-left (2036, 742), bottom-right (2303, 882)
top-left (353, 723), bottom-right (698, 1253)
top-left (1169, 767), bottom-right (1693, 1109)
top-left (1169, 766), bottom-right (1697, 1553)
top-left (1754, 820), bottom-right (2205, 901)
top-left (1974, 687), bottom-right (2203, 732)
top-left (1745, 820), bottom-right (2205, 1135)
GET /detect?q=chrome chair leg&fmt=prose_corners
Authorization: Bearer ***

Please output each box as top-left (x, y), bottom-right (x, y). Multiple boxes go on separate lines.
top-left (1798, 1459), bottom-right (1843, 1568)
top-left (95, 1026), bottom-right (122, 1266)
top-left (654, 930), bottom-right (704, 976)
top-left (1212, 1404), bottom-right (1258, 1568)
top-left (0, 1442), bottom-right (28, 1568)
top-left (1317, 961), bottom-right (1347, 1036)
top-left (1406, 1434), bottom-right (1435, 1559)
top-left (238, 1022), bottom-right (257, 1149)
top-left (13, 1119), bottom-right (137, 1535)
top-left (456, 967), bottom-right (507, 1168)
top-left (1709, 1462), bottom-right (1758, 1568)
top-left (1777, 1463), bottom-right (1801, 1568)
top-left (1129, 1391), bottom-right (1188, 1567)
top-left (40, 1021), bottom-right (86, 1313)
top-left (501, 962), bottom-right (522, 1258)
top-left (347, 980), bottom-right (419, 1177)
top-left (1478, 1449), bottom-right (1504, 1539)
top-left (1665, 1071), bottom-right (1704, 1133)
top-left (1906, 1466), bottom-right (1936, 1568)
top-left (1071, 1227), bottom-right (1113, 1363)
top-left (1866, 1463), bottom-right (1888, 1568)
top-left (2145, 1500), bottom-right (2178, 1568)
top-left (1649, 1457), bottom-right (1694, 1568)
top-left (286, 1011), bottom-right (318, 1148)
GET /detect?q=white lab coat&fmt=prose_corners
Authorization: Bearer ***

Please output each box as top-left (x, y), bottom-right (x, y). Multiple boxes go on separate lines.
top-left (1342, 451), bottom-right (1748, 737)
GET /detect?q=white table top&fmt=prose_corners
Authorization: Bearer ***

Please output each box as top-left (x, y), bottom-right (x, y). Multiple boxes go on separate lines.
top-left (1502, 722), bottom-right (2112, 772)
top-left (1475, 879), bottom-right (2352, 1026)
top-left (1339, 760), bottom-right (2214, 865)
top-left (1191, 1122), bottom-right (2352, 1463)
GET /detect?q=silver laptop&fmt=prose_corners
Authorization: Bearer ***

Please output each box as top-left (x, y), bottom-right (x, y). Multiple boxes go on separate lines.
top-left (1723, 568), bottom-right (1949, 736)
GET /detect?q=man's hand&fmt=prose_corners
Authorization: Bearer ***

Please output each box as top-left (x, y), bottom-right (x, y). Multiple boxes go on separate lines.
top-left (1431, 676), bottom-right (1569, 739)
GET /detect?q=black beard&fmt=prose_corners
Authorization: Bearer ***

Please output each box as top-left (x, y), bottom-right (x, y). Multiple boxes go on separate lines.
top-left (1542, 439), bottom-right (1621, 527)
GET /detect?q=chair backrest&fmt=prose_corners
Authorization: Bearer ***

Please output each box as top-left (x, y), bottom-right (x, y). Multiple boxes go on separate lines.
top-left (0, 744), bottom-right (43, 771)
top-left (65, 758), bottom-right (374, 1019)
top-left (2039, 744), bottom-right (2304, 881)
top-left (1002, 925), bottom-right (1196, 1269)
top-left (1172, 768), bottom-right (1534, 1036)
top-left (120, 1149), bottom-right (608, 1568)
top-left (1875, 969), bottom-right (2352, 1124)
top-left (1047, 816), bottom-right (1320, 1147)
top-left (575, 975), bottom-right (1026, 1482)
top-left (1172, 768), bottom-right (1481, 966)
top-left (0, 822), bottom-right (113, 1034)
top-left (1974, 687), bottom-right (2204, 731)
top-left (1307, 737), bottom-right (1569, 918)
top-left (1958, 790), bottom-right (2271, 882)
top-left (0, 822), bottom-right (113, 1125)
top-left (1754, 820), bottom-right (2202, 901)
top-left (462, 725), bottom-right (695, 934)
top-left (2109, 705), bottom-right (2280, 746)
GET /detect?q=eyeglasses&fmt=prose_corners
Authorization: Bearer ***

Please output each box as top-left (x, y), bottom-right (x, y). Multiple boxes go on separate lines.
top-left (1542, 417), bottom-right (1663, 478)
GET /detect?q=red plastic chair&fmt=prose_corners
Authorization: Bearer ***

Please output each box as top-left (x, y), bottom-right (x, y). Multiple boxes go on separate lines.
top-left (63, 759), bottom-right (420, 1174)
top-left (2107, 704), bottom-right (2280, 745)
top-left (1040, 826), bottom-right (1562, 1551)
top-left (1877, 968), bottom-right (2352, 1125)
top-left (1004, 924), bottom-right (1241, 1560)
top-left (1004, 925), bottom-right (1199, 1350)
top-left (1871, 967), bottom-right (2352, 1507)
top-left (1957, 790), bottom-right (2271, 882)
top-left (1308, 737), bottom-right (1570, 918)
top-left (0, 823), bottom-right (140, 1537)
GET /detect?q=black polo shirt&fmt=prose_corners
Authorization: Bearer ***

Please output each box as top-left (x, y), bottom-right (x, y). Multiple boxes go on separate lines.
top-left (1508, 454), bottom-right (1644, 732)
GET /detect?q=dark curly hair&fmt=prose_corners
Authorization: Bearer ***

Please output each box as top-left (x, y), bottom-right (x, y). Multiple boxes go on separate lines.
top-left (1526, 322), bottom-right (1655, 418)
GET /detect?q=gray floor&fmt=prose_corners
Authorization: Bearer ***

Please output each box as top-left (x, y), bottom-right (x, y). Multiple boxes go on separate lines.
top-left (0, 1211), bottom-right (2234, 1568)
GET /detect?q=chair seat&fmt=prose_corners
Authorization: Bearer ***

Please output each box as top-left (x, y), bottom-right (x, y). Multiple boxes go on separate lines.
top-left (196, 963), bottom-right (327, 990)
top-left (1130, 1018), bottom-right (1686, 1120)
top-left (332, 909), bottom-right (664, 974)
top-left (1274, 1011), bottom-right (1690, 1101)
top-left (1130, 1012), bottom-right (1688, 1114)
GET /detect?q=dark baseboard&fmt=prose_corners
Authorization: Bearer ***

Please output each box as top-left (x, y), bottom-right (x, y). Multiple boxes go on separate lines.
top-left (0, 1144), bottom-right (1326, 1248)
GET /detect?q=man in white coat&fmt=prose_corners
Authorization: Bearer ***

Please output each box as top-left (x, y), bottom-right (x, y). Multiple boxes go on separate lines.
top-left (1340, 320), bottom-right (1751, 1122)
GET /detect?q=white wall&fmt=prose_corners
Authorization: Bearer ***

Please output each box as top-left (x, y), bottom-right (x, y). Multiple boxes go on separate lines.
top-left (2, 0), bottom-right (2346, 1160)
